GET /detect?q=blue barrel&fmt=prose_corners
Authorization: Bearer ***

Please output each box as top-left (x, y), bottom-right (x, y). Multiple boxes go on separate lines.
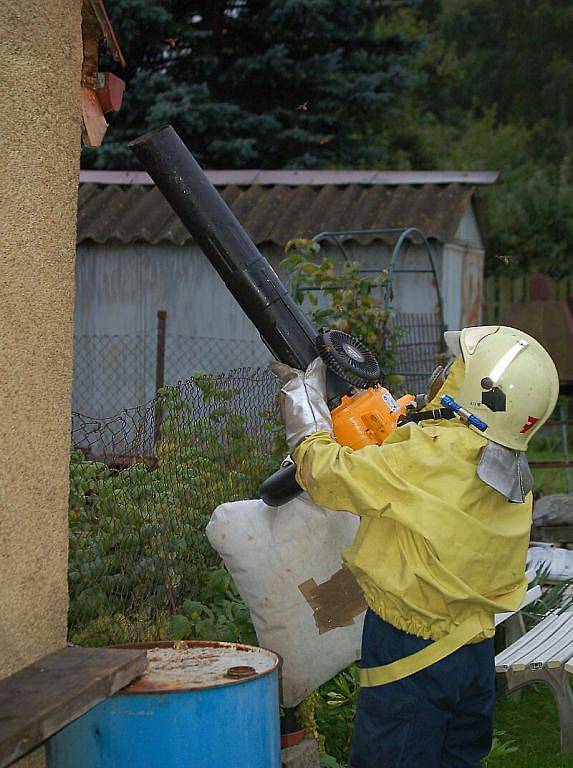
top-left (46, 640), bottom-right (281, 768)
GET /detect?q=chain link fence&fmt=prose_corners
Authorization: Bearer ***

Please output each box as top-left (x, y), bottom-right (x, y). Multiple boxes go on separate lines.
top-left (72, 314), bottom-right (441, 418)
top-left (73, 332), bottom-right (273, 418)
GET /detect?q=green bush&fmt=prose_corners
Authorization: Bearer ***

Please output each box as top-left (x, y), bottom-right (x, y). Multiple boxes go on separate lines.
top-left (69, 374), bottom-right (281, 646)
top-left (168, 566), bottom-right (257, 646)
top-left (282, 238), bottom-right (400, 383)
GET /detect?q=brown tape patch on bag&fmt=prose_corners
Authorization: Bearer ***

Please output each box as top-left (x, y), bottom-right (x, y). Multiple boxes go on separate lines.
top-left (298, 567), bottom-right (367, 634)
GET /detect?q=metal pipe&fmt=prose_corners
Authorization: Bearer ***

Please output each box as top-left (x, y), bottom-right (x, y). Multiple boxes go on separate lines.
top-left (129, 126), bottom-right (318, 370)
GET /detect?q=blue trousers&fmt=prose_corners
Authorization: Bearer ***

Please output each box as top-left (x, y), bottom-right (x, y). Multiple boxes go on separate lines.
top-left (349, 609), bottom-right (495, 768)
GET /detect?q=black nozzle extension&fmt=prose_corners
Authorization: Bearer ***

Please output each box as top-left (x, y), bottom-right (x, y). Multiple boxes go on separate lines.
top-left (129, 126), bottom-right (318, 370)
top-left (259, 463), bottom-right (302, 507)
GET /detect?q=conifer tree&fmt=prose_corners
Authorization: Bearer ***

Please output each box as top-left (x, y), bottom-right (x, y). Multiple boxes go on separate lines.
top-left (85, 0), bottom-right (423, 169)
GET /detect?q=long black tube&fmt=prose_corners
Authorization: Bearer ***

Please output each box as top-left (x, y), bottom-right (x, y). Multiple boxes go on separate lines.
top-left (129, 126), bottom-right (318, 370)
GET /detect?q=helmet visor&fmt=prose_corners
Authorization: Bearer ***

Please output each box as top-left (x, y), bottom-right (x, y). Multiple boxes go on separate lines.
top-left (444, 326), bottom-right (501, 359)
top-left (444, 331), bottom-right (461, 358)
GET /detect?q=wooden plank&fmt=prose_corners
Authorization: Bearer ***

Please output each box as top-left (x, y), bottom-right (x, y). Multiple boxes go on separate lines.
top-left (507, 615), bottom-right (572, 671)
top-left (510, 275), bottom-right (519, 304)
top-left (495, 617), bottom-right (553, 670)
top-left (497, 276), bottom-right (513, 323)
top-left (0, 646), bottom-right (147, 768)
top-left (493, 274), bottom-right (501, 324)
top-left (529, 461), bottom-right (573, 469)
top-left (547, 636), bottom-right (573, 668)
top-left (519, 273), bottom-right (528, 302)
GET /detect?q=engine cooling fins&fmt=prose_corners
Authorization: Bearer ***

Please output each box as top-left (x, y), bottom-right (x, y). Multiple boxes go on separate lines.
top-left (316, 329), bottom-right (381, 389)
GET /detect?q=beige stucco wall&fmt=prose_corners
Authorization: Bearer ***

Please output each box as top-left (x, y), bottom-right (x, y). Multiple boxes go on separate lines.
top-left (0, 0), bottom-right (83, 764)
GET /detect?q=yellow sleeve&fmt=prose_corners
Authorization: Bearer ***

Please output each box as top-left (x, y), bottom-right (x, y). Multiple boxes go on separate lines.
top-left (292, 430), bottom-right (409, 517)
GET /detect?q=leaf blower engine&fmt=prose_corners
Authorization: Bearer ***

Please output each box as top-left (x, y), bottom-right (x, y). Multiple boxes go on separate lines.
top-left (130, 126), bottom-right (415, 506)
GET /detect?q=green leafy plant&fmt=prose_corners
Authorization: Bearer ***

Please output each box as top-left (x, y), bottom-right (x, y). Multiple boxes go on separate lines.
top-left (320, 757), bottom-right (345, 768)
top-left (168, 566), bottom-right (257, 646)
top-left (282, 239), bottom-right (400, 382)
top-left (296, 691), bottom-right (325, 755)
top-left (481, 730), bottom-right (519, 765)
top-left (522, 566), bottom-right (573, 629)
top-left (69, 374), bottom-right (277, 646)
top-left (296, 664), bottom-right (360, 766)
top-left (316, 665), bottom-right (360, 765)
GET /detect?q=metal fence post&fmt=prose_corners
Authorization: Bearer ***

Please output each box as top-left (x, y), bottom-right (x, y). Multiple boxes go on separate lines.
top-left (154, 310), bottom-right (167, 446)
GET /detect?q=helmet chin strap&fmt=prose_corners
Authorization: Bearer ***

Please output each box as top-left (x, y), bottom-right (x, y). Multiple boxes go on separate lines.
top-left (399, 407), bottom-right (455, 426)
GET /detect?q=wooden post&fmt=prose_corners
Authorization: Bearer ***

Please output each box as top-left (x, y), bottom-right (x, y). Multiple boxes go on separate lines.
top-left (154, 310), bottom-right (167, 446)
top-left (484, 276), bottom-right (495, 324)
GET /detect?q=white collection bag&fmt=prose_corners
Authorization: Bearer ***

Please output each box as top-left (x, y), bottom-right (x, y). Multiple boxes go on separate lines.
top-left (527, 543), bottom-right (573, 581)
top-left (206, 495), bottom-right (365, 707)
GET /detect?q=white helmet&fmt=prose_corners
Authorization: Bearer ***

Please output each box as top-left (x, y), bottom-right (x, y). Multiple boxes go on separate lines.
top-left (444, 325), bottom-right (559, 451)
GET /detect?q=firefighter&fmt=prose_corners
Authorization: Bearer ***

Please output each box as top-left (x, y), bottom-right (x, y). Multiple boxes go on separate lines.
top-left (272, 325), bottom-right (559, 768)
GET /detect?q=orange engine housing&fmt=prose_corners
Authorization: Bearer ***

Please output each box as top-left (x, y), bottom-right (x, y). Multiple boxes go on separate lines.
top-left (331, 385), bottom-right (415, 450)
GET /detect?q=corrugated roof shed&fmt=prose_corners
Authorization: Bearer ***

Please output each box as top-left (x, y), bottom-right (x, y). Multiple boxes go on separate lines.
top-left (77, 170), bottom-right (491, 247)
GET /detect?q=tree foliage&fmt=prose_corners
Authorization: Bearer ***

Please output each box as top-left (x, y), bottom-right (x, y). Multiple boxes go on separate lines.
top-left (282, 238), bottom-right (400, 381)
top-left (438, 0), bottom-right (573, 144)
top-left (87, 0), bottom-right (423, 170)
top-left (391, 0), bottom-right (573, 277)
top-left (88, 0), bottom-right (573, 277)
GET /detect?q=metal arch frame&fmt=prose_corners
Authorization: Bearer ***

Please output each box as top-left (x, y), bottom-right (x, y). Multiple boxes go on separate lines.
top-left (308, 226), bottom-right (446, 346)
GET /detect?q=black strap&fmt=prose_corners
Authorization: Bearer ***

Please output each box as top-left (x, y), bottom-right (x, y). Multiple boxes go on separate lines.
top-left (399, 407), bottom-right (455, 426)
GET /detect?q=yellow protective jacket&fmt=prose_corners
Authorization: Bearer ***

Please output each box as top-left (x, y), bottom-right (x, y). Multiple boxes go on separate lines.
top-left (293, 411), bottom-right (532, 648)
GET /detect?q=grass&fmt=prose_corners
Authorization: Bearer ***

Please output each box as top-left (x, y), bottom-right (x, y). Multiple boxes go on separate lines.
top-left (530, 447), bottom-right (572, 495)
top-left (529, 423), bottom-right (573, 495)
top-left (490, 423), bottom-right (573, 766)
top-left (489, 685), bottom-right (573, 767)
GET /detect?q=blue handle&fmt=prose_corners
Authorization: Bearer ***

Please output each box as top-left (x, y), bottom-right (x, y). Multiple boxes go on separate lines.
top-left (441, 395), bottom-right (488, 432)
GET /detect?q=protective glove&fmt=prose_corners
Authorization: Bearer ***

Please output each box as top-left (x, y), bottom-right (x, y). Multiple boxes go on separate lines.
top-left (269, 357), bottom-right (333, 452)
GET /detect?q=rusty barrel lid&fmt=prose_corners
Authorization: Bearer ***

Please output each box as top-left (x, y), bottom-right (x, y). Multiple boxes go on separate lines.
top-left (115, 641), bottom-right (280, 695)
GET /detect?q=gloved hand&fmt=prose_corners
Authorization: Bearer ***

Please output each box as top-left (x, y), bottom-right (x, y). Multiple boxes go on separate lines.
top-left (269, 357), bottom-right (333, 452)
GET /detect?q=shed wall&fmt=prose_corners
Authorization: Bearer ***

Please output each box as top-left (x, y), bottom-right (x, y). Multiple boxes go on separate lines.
top-left (452, 201), bottom-right (484, 250)
top-left (73, 238), bottom-right (445, 415)
top-left (0, 5), bottom-right (83, 766)
top-left (442, 204), bottom-right (485, 330)
top-left (73, 243), bottom-right (271, 415)
top-left (74, 240), bottom-right (442, 341)
top-left (75, 243), bottom-right (265, 340)
top-left (316, 240), bottom-right (441, 316)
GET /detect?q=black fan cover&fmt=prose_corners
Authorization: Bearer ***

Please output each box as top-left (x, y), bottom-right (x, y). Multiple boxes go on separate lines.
top-left (315, 329), bottom-right (380, 389)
